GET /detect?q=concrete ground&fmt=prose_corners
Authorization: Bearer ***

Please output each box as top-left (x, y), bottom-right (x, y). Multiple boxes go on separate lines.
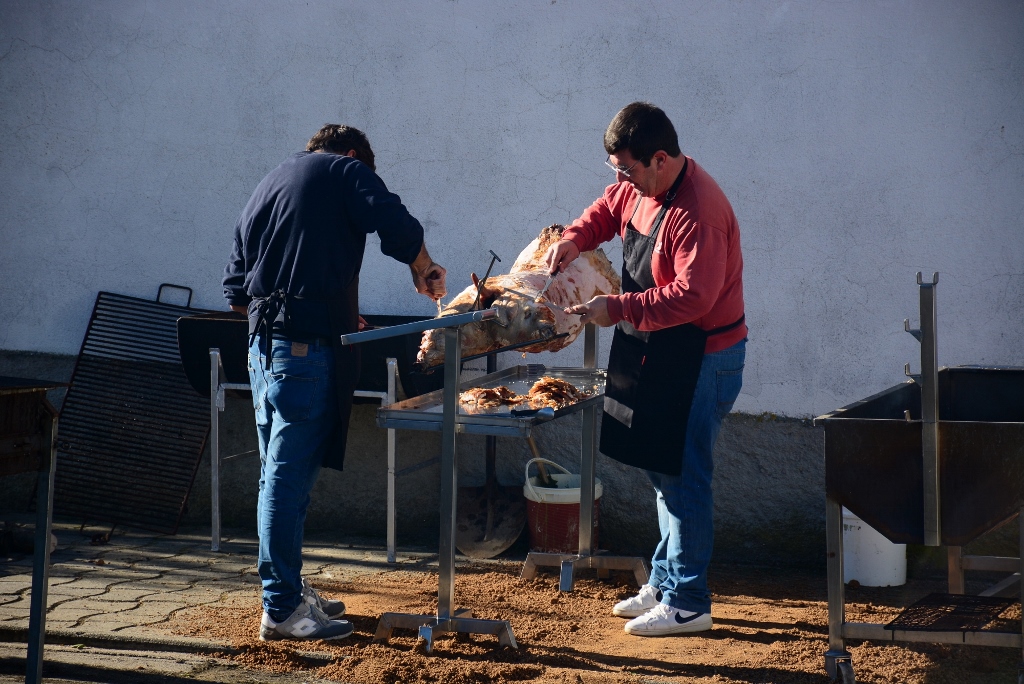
top-left (0, 524), bottom-right (427, 684)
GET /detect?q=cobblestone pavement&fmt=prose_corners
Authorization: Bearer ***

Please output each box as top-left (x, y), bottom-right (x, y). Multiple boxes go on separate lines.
top-left (0, 523), bottom-right (430, 681)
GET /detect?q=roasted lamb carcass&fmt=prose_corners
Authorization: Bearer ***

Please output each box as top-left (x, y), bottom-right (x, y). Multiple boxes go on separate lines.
top-left (417, 224), bottom-right (620, 367)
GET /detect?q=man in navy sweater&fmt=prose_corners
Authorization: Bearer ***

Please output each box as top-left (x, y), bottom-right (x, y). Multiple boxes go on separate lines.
top-left (223, 124), bottom-right (446, 641)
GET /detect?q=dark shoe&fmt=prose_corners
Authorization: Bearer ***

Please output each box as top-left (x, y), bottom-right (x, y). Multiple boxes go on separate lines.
top-left (259, 602), bottom-right (353, 641)
top-left (302, 577), bottom-right (345, 618)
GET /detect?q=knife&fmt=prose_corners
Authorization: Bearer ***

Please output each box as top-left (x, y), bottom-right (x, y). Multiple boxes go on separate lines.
top-left (534, 267), bottom-right (559, 302)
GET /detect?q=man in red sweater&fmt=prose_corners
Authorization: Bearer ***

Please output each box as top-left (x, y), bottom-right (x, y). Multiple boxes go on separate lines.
top-left (545, 102), bottom-right (746, 636)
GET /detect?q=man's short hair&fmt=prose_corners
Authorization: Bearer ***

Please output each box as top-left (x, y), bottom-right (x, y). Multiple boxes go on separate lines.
top-left (306, 124), bottom-right (376, 171)
top-left (603, 102), bottom-right (681, 163)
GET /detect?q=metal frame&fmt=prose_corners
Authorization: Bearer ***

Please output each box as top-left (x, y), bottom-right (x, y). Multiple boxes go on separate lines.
top-left (208, 349), bottom-right (400, 561)
top-left (518, 325), bottom-right (650, 591)
top-left (342, 309), bottom-right (518, 652)
top-left (0, 381), bottom-right (60, 684)
top-left (823, 273), bottom-right (1024, 683)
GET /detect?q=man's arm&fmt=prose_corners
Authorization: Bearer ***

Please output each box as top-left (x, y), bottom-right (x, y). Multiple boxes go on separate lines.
top-left (223, 232), bottom-right (252, 311)
top-left (339, 160), bottom-right (446, 300)
top-left (543, 189), bottom-right (623, 274)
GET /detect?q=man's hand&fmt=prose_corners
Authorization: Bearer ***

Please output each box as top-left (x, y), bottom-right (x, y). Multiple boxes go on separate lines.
top-left (565, 295), bottom-right (614, 327)
top-left (544, 239), bottom-right (580, 275)
top-left (412, 261), bottom-right (447, 299)
top-left (410, 244), bottom-right (447, 300)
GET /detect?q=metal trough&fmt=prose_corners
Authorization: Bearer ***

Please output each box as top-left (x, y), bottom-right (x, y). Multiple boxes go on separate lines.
top-left (820, 366), bottom-right (1024, 546)
top-left (816, 273), bottom-right (1024, 684)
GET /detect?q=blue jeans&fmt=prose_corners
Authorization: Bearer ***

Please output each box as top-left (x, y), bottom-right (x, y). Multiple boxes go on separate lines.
top-left (248, 334), bottom-right (337, 622)
top-left (645, 339), bottom-right (745, 614)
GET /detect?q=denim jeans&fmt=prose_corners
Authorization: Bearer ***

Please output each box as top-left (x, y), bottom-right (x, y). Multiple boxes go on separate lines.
top-left (248, 334), bottom-right (337, 622)
top-left (645, 339), bottom-right (745, 614)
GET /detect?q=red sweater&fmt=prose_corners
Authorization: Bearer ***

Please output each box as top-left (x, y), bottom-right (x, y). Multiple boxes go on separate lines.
top-left (563, 157), bottom-right (746, 353)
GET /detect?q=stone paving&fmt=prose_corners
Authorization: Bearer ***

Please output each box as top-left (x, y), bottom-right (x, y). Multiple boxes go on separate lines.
top-left (0, 523), bottom-right (427, 651)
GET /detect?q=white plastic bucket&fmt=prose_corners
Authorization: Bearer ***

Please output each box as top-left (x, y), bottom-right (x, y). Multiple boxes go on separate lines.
top-left (523, 458), bottom-right (603, 504)
top-left (523, 458), bottom-right (603, 553)
top-left (842, 507), bottom-right (906, 587)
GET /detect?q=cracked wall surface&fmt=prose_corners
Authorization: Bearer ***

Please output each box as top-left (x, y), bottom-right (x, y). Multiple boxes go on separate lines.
top-left (0, 0), bottom-right (1021, 420)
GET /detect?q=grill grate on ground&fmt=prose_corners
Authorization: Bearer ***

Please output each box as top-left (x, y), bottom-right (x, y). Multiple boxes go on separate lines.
top-left (53, 291), bottom-right (211, 534)
top-left (885, 592), bottom-right (1017, 632)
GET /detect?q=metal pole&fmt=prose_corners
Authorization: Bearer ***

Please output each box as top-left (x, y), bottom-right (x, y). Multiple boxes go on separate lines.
top-left (210, 349), bottom-right (222, 552)
top-left (26, 404), bottom-right (57, 684)
top-left (918, 273), bottom-right (940, 546)
top-left (578, 324), bottom-right (598, 556)
top-left (1019, 508), bottom-right (1024, 681)
top-left (386, 358), bottom-right (397, 563)
top-left (437, 327), bottom-right (462, 621)
top-left (824, 493), bottom-right (849, 679)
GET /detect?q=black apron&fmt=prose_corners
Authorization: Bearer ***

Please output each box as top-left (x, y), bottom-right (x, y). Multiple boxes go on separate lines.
top-left (599, 163), bottom-right (706, 477)
top-left (249, 284), bottom-right (361, 472)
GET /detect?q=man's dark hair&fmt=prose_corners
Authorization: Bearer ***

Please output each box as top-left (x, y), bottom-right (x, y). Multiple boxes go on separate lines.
top-left (603, 102), bottom-right (681, 163)
top-left (306, 124), bottom-right (376, 171)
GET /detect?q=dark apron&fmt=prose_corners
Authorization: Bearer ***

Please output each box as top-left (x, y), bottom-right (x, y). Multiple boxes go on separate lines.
top-left (249, 284), bottom-right (361, 472)
top-left (599, 163), bottom-right (706, 477)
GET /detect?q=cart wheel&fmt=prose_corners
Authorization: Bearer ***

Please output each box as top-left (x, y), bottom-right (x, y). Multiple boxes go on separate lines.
top-left (837, 660), bottom-right (856, 684)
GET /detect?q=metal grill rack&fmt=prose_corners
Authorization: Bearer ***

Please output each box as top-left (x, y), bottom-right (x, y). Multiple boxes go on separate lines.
top-left (816, 274), bottom-right (1024, 684)
top-left (341, 309), bottom-right (518, 651)
top-left (54, 287), bottom-right (210, 534)
top-left (344, 314), bottom-right (649, 651)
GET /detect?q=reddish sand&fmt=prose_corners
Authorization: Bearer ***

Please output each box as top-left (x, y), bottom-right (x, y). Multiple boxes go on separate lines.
top-left (167, 561), bottom-right (1020, 683)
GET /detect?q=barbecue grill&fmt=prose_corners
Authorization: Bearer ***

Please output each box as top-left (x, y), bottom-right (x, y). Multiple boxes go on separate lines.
top-left (815, 274), bottom-right (1024, 684)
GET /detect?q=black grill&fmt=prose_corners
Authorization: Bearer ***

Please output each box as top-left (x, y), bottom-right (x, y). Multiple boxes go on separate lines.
top-left (885, 593), bottom-right (1016, 632)
top-left (53, 290), bottom-right (211, 534)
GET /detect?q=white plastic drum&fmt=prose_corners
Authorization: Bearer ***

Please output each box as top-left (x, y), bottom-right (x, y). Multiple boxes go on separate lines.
top-left (842, 507), bottom-right (907, 587)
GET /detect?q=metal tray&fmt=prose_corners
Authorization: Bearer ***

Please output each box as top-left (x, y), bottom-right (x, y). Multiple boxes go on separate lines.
top-left (377, 365), bottom-right (606, 437)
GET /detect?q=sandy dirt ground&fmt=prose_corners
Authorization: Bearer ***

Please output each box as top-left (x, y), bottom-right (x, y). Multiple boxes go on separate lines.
top-left (166, 561), bottom-right (1021, 683)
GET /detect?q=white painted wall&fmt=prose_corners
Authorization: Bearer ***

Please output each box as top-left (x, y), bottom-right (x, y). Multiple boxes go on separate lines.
top-left (1, 1), bottom-right (1021, 417)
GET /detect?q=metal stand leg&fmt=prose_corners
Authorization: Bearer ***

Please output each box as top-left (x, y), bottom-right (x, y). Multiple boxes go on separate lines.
top-left (521, 324), bottom-right (650, 591)
top-left (1018, 508), bottom-right (1024, 683)
top-left (210, 349), bottom-right (223, 552)
top-left (948, 546), bottom-right (965, 594)
top-left (375, 327), bottom-right (516, 651)
top-left (386, 358), bottom-right (397, 564)
top-left (26, 408), bottom-right (56, 684)
top-left (825, 494), bottom-right (851, 680)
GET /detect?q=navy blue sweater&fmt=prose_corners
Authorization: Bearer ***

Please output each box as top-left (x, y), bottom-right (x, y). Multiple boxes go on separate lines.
top-left (223, 152), bottom-right (424, 338)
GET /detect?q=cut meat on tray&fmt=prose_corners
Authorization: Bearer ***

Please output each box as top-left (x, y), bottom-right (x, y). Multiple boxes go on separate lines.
top-left (527, 376), bottom-right (590, 409)
top-left (457, 377), bottom-right (591, 412)
top-left (459, 386), bottom-right (525, 408)
top-left (416, 224), bottom-right (620, 367)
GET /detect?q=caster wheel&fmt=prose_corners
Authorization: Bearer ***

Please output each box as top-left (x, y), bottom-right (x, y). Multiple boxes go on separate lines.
top-left (837, 660), bottom-right (856, 684)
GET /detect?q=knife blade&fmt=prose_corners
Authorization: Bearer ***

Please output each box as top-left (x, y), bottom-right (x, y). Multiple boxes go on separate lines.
top-left (534, 268), bottom-right (559, 302)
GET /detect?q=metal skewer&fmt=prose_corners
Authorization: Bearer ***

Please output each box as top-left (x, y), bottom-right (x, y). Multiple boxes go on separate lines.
top-left (472, 250), bottom-right (502, 310)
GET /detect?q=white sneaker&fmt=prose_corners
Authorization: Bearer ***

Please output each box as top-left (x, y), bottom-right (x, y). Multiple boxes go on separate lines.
top-left (624, 603), bottom-right (712, 636)
top-left (612, 584), bottom-right (663, 618)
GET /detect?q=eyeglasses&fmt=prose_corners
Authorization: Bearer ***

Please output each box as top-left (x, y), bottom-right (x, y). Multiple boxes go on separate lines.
top-left (604, 155), bottom-right (642, 179)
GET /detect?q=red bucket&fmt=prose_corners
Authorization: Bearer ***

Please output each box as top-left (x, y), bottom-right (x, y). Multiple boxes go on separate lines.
top-left (523, 458), bottom-right (603, 554)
